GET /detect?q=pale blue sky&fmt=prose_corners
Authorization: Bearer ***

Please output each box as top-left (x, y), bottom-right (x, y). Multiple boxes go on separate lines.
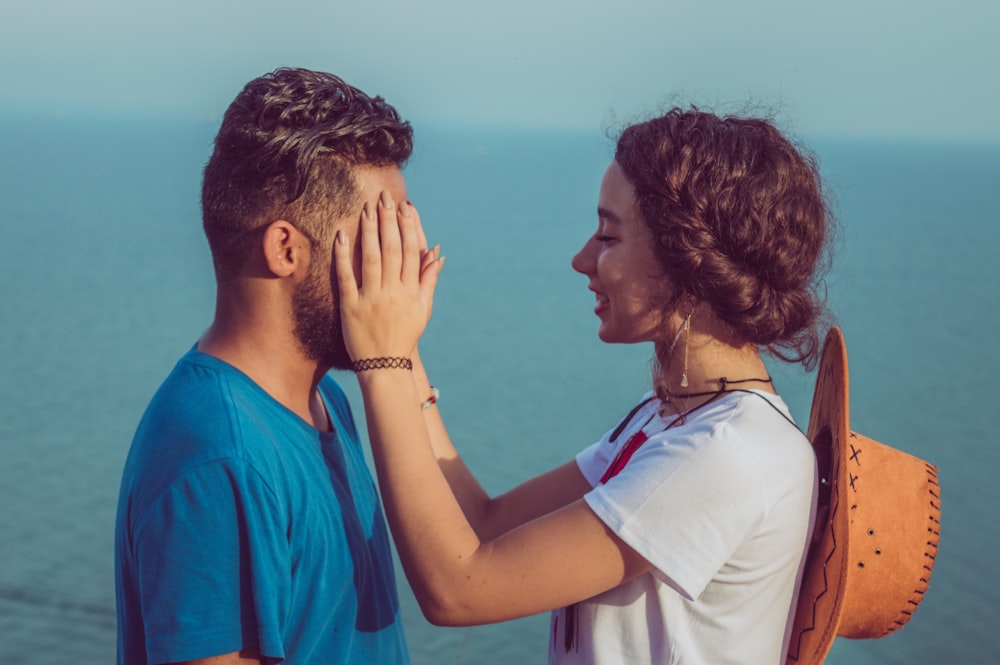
top-left (2, 0), bottom-right (998, 140)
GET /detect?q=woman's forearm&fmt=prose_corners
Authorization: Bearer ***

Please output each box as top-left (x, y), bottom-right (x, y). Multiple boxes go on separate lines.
top-left (356, 368), bottom-right (488, 622)
top-left (410, 352), bottom-right (494, 534)
top-left (410, 353), bottom-right (592, 541)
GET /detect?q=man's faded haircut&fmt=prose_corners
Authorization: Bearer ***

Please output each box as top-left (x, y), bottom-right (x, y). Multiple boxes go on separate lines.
top-left (201, 67), bottom-right (413, 279)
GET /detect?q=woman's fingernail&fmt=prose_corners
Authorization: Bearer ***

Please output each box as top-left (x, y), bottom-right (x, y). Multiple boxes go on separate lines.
top-left (336, 230), bottom-right (345, 246)
top-left (380, 190), bottom-right (393, 208)
top-left (362, 202), bottom-right (370, 219)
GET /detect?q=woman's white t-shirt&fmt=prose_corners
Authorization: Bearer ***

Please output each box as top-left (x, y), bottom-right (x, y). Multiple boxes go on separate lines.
top-left (550, 390), bottom-right (817, 665)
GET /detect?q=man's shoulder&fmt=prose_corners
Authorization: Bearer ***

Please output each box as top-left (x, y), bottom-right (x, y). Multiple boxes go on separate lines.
top-left (140, 349), bottom-right (252, 434)
top-left (127, 349), bottom-right (280, 476)
top-left (121, 350), bottom-right (302, 517)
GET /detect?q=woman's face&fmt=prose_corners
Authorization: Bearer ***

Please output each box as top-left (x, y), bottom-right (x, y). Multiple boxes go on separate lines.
top-left (571, 161), bottom-right (670, 345)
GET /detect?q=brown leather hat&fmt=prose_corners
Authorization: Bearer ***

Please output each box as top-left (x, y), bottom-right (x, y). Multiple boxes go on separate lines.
top-left (786, 327), bottom-right (941, 664)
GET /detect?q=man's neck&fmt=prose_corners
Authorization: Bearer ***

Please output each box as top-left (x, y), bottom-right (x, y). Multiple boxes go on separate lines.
top-left (198, 317), bottom-right (331, 432)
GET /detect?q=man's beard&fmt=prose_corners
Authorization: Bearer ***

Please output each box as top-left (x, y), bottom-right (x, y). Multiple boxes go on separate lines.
top-left (291, 261), bottom-right (353, 371)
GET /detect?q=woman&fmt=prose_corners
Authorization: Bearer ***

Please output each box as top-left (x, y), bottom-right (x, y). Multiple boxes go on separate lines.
top-left (334, 108), bottom-right (830, 664)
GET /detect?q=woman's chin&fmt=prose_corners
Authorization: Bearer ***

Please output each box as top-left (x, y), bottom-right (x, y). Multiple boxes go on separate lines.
top-left (597, 327), bottom-right (621, 344)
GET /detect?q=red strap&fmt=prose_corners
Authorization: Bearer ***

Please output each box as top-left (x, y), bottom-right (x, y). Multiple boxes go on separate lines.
top-left (599, 429), bottom-right (649, 484)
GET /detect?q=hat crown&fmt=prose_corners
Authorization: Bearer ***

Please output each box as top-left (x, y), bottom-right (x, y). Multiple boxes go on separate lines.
top-left (837, 433), bottom-right (940, 637)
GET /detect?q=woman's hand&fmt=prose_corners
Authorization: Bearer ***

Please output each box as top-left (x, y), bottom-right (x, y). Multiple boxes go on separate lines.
top-left (334, 190), bottom-right (443, 365)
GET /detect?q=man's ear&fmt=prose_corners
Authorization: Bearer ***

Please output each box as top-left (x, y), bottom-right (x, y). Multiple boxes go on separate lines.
top-left (261, 220), bottom-right (310, 278)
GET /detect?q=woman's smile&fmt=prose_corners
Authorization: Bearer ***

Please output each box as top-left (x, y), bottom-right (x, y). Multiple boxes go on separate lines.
top-left (572, 162), bottom-right (669, 345)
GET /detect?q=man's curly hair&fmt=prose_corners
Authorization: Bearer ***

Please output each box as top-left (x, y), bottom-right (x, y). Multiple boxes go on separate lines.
top-left (202, 68), bottom-right (413, 279)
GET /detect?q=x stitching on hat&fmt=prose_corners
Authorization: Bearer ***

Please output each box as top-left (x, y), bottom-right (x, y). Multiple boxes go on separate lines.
top-left (848, 441), bottom-right (863, 491)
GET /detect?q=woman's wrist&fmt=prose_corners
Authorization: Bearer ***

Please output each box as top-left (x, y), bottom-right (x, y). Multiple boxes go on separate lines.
top-left (409, 350), bottom-right (439, 411)
top-left (410, 350), bottom-right (430, 387)
top-left (351, 356), bottom-right (413, 372)
top-left (351, 351), bottom-right (438, 411)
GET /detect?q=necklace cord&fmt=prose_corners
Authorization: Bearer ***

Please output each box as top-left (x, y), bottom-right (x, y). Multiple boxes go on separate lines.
top-left (609, 396), bottom-right (659, 443)
top-left (601, 377), bottom-right (802, 484)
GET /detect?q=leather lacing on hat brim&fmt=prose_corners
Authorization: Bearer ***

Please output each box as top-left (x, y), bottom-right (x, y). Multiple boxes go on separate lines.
top-left (889, 462), bottom-right (940, 634)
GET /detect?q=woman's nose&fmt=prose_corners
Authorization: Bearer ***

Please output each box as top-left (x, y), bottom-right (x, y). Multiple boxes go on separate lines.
top-left (571, 237), bottom-right (595, 275)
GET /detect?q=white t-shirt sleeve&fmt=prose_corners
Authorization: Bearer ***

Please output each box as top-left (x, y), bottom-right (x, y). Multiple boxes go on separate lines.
top-left (576, 438), bottom-right (612, 488)
top-left (582, 417), bottom-right (766, 601)
top-left (576, 393), bottom-right (660, 488)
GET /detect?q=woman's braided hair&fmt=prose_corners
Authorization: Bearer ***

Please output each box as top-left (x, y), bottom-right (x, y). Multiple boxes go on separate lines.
top-left (615, 108), bottom-right (833, 367)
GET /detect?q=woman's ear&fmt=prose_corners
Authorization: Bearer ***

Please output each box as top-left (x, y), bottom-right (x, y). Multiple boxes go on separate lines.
top-left (672, 290), bottom-right (698, 318)
top-left (262, 220), bottom-right (309, 278)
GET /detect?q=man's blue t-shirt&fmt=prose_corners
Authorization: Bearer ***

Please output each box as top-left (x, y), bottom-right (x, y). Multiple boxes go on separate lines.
top-left (115, 348), bottom-right (409, 664)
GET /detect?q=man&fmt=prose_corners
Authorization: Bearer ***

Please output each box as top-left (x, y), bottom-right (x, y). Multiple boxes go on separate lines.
top-left (115, 68), bottom-right (413, 664)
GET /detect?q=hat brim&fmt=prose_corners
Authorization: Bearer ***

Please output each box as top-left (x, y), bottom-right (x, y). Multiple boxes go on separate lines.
top-left (785, 326), bottom-right (851, 663)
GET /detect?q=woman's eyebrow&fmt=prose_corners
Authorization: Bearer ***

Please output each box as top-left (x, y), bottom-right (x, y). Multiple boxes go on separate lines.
top-left (597, 207), bottom-right (623, 224)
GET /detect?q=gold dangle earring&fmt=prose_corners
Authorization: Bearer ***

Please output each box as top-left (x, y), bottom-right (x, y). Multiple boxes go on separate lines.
top-left (680, 312), bottom-right (692, 388)
top-left (668, 311), bottom-right (693, 390)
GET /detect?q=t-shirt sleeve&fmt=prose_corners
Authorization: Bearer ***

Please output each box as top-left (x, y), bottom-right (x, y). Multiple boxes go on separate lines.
top-left (131, 458), bottom-right (289, 664)
top-left (576, 394), bottom-right (660, 487)
top-left (583, 421), bottom-right (765, 601)
top-left (576, 439), bottom-right (611, 488)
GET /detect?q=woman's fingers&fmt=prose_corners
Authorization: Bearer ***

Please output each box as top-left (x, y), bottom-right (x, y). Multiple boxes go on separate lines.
top-left (407, 203), bottom-right (440, 274)
top-left (399, 202), bottom-right (422, 284)
top-left (378, 191), bottom-right (403, 287)
top-left (335, 192), bottom-right (442, 360)
top-left (359, 202), bottom-right (382, 292)
top-left (400, 201), bottom-right (443, 300)
top-left (333, 228), bottom-right (358, 303)
top-left (352, 193), bottom-right (429, 297)
top-left (412, 202), bottom-right (429, 253)
top-left (422, 245), bottom-right (441, 274)
top-left (419, 253), bottom-right (444, 306)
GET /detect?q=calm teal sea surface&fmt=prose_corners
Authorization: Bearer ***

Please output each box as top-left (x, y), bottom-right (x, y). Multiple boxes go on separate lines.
top-left (1, 117), bottom-right (997, 663)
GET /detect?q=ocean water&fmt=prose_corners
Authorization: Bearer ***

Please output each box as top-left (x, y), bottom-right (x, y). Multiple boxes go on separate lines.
top-left (0, 116), bottom-right (997, 664)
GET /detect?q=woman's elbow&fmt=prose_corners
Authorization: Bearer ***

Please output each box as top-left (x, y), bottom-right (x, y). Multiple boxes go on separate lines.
top-left (422, 605), bottom-right (467, 627)
top-left (412, 586), bottom-right (485, 627)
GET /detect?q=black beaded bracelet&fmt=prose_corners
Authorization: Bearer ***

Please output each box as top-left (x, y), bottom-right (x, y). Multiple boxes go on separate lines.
top-left (351, 356), bottom-right (413, 372)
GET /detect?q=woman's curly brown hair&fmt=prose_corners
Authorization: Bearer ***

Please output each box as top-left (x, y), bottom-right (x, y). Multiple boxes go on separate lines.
top-left (615, 108), bottom-right (832, 368)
